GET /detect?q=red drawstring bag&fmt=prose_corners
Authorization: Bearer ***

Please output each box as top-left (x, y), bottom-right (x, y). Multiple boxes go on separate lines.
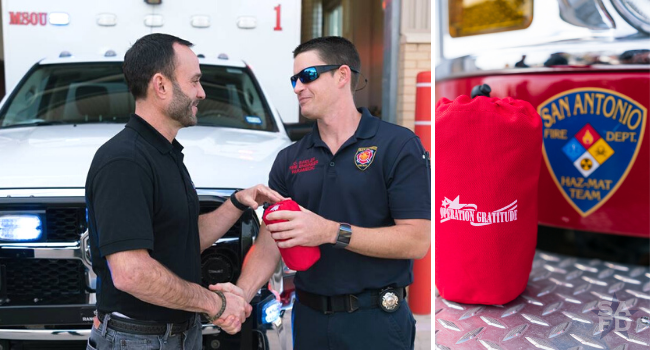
top-left (435, 95), bottom-right (542, 305)
top-left (263, 200), bottom-right (320, 271)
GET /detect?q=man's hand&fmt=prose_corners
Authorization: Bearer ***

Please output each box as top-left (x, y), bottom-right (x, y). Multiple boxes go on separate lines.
top-left (266, 206), bottom-right (339, 248)
top-left (234, 185), bottom-right (286, 210)
top-left (208, 283), bottom-right (252, 334)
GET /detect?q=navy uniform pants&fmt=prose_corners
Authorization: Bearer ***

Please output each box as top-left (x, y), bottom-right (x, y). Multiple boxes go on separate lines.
top-left (292, 298), bottom-right (417, 350)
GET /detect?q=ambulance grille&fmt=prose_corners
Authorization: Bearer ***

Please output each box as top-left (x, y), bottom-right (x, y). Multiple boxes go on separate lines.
top-left (1, 259), bottom-right (86, 306)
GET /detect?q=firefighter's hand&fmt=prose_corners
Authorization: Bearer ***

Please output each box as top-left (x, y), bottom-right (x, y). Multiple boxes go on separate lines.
top-left (208, 283), bottom-right (252, 334)
top-left (266, 206), bottom-right (339, 248)
top-left (234, 185), bottom-right (286, 210)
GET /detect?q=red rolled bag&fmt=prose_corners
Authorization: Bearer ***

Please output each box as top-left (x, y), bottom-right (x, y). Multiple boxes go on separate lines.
top-left (262, 200), bottom-right (321, 271)
top-left (435, 95), bottom-right (543, 305)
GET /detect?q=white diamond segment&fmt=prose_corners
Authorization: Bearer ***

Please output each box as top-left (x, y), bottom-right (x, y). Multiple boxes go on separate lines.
top-left (598, 268), bottom-right (615, 279)
top-left (629, 267), bottom-right (645, 277)
top-left (559, 258), bottom-right (577, 268)
top-left (615, 331), bottom-right (649, 345)
top-left (582, 276), bottom-right (608, 286)
top-left (582, 300), bottom-right (599, 313)
top-left (573, 152), bottom-right (600, 177)
top-left (550, 277), bottom-right (573, 288)
top-left (544, 264), bottom-right (567, 274)
top-left (562, 311), bottom-right (593, 324)
top-left (609, 282), bottom-right (625, 293)
top-left (538, 284), bottom-right (557, 297)
top-left (543, 302), bottom-right (563, 316)
top-left (636, 317), bottom-right (650, 333)
top-left (590, 291), bottom-right (617, 301)
top-left (557, 293), bottom-right (582, 304)
top-left (435, 344), bottom-right (451, 350)
top-left (437, 318), bottom-right (461, 331)
top-left (480, 316), bottom-right (506, 329)
top-left (441, 298), bottom-right (465, 310)
top-left (503, 324), bottom-right (528, 341)
top-left (478, 339), bottom-right (504, 350)
top-left (643, 282), bottom-right (650, 292)
top-left (605, 262), bottom-right (629, 271)
top-left (626, 289), bottom-right (650, 300)
top-left (455, 326), bottom-right (484, 344)
top-left (522, 295), bottom-right (544, 306)
top-left (620, 297), bottom-right (638, 311)
top-left (574, 283), bottom-right (591, 295)
top-left (532, 270), bottom-right (552, 281)
top-left (566, 270), bottom-right (583, 281)
top-left (549, 321), bottom-right (571, 338)
top-left (502, 304), bottom-right (525, 318)
top-left (540, 253), bottom-right (561, 262)
top-left (575, 263), bottom-right (599, 273)
top-left (525, 336), bottom-right (558, 350)
top-left (614, 274), bottom-right (641, 285)
top-left (570, 333), bottom-right (604, 349)
top-left (522, 313), bottom-right (551, 326)
top-left (459, 306), bottom-right (485, 320)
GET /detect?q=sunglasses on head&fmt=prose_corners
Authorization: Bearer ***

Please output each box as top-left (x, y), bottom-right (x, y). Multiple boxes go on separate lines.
top-left (290, 65), bottom-right (360, 88)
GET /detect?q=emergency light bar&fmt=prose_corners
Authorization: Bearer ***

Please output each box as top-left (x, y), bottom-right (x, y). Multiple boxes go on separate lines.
top-left (0, 214), bottom-right (44, 241)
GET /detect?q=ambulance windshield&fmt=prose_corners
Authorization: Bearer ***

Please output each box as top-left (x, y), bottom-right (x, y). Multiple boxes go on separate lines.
top-left (0, 62), bottom-right (277, 132)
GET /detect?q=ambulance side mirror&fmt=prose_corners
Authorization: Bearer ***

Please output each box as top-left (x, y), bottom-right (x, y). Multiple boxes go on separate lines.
top-left (284, 122), bottom-right (314, 142)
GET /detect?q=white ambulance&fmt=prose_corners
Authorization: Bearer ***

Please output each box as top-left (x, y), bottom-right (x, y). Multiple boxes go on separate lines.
top-left (0, 0), bottom-right (303, 349)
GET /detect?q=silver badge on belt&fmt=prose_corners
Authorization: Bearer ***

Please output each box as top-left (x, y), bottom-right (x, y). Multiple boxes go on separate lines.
top-left (379, 290), bottom-right (400, 313)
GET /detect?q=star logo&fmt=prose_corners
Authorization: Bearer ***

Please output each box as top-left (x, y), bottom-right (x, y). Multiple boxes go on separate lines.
top-left (591, 292), bottom-right (639, 339)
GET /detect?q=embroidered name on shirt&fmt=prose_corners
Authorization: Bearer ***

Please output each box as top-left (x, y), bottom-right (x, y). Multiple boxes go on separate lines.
top-left (290, 157), bottom-right (319, 174)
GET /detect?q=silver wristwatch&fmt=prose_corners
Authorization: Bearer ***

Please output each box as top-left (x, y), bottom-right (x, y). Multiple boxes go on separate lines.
top-left (333, 223), bottom-right (352, 249)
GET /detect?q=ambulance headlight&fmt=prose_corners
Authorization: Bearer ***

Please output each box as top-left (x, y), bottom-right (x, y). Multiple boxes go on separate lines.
top-left (0, 214), bottom-right (43, 241)
top-left (612, 0), bottom-right (650, 34)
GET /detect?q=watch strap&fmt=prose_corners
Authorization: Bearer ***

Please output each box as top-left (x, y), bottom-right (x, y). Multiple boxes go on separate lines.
top-left (230, 189), bottom-right (249, 211)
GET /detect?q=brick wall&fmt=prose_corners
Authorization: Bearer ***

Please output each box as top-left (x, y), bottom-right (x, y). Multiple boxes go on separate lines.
top-left (397, 42), bottom-right (431, 130)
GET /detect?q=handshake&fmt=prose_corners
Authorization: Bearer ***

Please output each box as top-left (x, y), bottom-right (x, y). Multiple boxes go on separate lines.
top-left (204, 282), bottom-right (255, 335)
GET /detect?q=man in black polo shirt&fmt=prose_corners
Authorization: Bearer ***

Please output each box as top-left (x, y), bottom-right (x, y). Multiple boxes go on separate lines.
top-left (85, 34), bottom-right (284, 349)
top-left (229, 37), bottom-right (431, 349)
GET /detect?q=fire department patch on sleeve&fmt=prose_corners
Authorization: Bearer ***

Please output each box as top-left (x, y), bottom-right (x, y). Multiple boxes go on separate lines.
top-left (538, 88), bottom-right (647, 217)
top-left (355, 146), bottom-right (377, 171)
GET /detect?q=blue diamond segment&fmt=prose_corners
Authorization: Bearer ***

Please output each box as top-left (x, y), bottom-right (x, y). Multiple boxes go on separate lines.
top-left (562, 138), bottom-right (586, 162)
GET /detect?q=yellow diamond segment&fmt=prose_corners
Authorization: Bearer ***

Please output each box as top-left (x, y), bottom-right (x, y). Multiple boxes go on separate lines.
top-left (588, 138), bottom-right (614, 165)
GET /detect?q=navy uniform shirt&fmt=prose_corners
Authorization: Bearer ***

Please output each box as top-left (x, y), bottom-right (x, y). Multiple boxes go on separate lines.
top-left (269, 108), bottom-right (431, 296)
top-left (85, 114), bottom-right (201, 323)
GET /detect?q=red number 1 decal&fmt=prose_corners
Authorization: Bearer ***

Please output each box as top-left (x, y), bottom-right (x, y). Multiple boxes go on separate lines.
top-left (274, 4), bottom-right (282, 31)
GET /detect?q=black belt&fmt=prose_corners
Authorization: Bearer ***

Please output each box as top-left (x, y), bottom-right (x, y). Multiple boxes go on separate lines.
top-left (296, 287), bottom-right (405, 314)
top-left (97, 311), bottom-right (191, 336)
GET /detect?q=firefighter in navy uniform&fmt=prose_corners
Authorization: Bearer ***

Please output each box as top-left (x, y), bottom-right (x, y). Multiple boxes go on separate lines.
top-left (215, 36), bottom-right (431, 349)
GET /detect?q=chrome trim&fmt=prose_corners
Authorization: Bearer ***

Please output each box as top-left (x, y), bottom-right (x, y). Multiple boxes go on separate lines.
top-left (558, 0), bottom-right (615, 30)
top-left (436, 38), bottom-right (650, 81)
top-left (196, 189), bottom-right (236, 197)
top-left (612, 0), bottom-right (650, 33)
top-left (0, 189), bottom-right (84, 198)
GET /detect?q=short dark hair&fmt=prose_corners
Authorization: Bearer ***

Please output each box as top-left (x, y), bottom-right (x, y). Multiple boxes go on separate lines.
top-left (123, 33), bottom-right (193, 100)
top-left (293, 36), bottom-right (361, 92)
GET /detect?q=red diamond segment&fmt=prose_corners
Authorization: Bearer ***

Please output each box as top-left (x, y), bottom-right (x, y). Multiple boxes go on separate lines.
top-left (574, 124), bottom-right (601, 149)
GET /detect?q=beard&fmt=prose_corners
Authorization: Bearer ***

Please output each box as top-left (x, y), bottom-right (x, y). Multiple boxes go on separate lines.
top-left (167, 81), bottom-right (198, 127)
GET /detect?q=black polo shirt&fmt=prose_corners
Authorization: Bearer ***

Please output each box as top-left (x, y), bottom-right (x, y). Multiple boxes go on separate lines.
top-left (85, 114), bottom-right (201, 323)
top-left (269, 108), bottom-right (431, 296)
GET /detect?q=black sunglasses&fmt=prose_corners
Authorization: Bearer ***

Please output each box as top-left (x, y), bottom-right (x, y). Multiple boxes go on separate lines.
top-left (290, 65), bottom-right (360, 88)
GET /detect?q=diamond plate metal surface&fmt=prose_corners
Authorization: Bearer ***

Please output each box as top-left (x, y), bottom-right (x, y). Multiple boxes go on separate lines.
top-left (435, 251), bottom-right (650, 349)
